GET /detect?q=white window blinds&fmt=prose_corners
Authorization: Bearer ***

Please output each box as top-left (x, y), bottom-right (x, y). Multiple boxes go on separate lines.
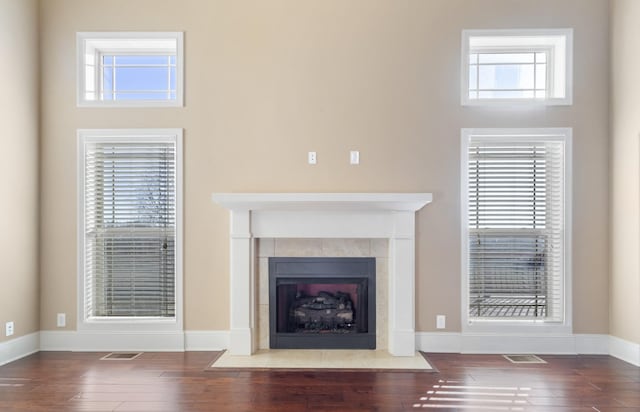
top-left (467, 137), bottom-right (565, 321)
top-left (83, 139), bottom-right (176, 318)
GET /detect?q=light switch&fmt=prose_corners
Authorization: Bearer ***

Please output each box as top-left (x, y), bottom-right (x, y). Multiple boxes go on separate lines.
top-left (350, 151), bottom-right (359, 165)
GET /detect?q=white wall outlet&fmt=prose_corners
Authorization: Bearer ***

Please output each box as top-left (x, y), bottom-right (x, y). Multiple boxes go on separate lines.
top-left (350, 150), bottom-right (359, 165)
top-left (308, 151), bottom-right (317, 164)
top-left (57, 313), bottom-right (66, 328)
top-left (5, 321), bottom-right (14, 336)
top-left (436, 315), bottom-right (446, 329)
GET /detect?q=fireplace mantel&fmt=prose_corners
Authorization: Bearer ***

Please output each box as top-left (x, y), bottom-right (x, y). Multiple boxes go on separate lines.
top-left (212, 192), bottom-right (432, 356)
top-left (212, 192), bottom-right (432, 211)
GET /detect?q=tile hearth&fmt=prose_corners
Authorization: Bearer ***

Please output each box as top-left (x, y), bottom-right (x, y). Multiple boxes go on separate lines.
top-left (210, 349), bottom-right (433, 371)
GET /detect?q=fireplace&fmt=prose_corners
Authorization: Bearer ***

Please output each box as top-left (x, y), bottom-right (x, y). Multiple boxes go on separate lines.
top-left (269, 257), bottom-right (376, 349)
top-left (211, 193), bottom-right (432, 356)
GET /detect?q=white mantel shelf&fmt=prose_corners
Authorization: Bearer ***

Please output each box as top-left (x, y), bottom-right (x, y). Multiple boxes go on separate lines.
top-left (212, 192), bottom-right (433, 357)
top-left (212, 192), bottom-right (432, 212)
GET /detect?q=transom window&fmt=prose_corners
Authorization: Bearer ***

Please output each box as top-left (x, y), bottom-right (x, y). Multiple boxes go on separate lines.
top-left (462, 29), bottom-right (572, 105)
top-left (77, 32), bottom-right (183, 107)
top-left (100, 55), bottom-right (176, 101)
top-left (469, 50), bottom-right (548, 100)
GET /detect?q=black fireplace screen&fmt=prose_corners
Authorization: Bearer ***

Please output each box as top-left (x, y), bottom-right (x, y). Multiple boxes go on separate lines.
top-left (269, 257), bottom-right (376, 349)
top-left (276, 282), bottom-right (362, 334)
top-left (291, 288), bottom-right (356, 332)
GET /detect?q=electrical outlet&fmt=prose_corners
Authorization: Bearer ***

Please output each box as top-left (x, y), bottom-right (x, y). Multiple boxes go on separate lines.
top-left (5, 321), bottom-right (14, 336)
top-left (436, 315), bottom-right (446, 329)
top-left (308, 151), bottom-right (317, 164)
top-left (57, 313), bottom-right (66, 328)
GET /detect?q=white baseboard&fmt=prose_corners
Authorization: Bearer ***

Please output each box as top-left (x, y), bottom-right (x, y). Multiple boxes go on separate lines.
top-left (184, 330), bottom-right (229, 351)
top-left (39, 331), bottom-right (72, 351)
top-left (416, 332), bottom-right (610, 355)
top-left (575, 334), bottom-right (610, 354)
top-left (0, 332), bottom-right (40, 366)
top-left (415, 332), bottom-right (462, 353)
top-left (39, 330), bottom-right (231, 353)
top-left (1, 330), bottom-right (631, 369)
top-left (40, 330), bottom-right (185, 352)
top-left (609, 335), bottom-right (640, 367)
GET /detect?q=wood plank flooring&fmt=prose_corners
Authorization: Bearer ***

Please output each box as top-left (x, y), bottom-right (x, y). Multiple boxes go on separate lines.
top-left (0, 351), bottom-right (638, 411)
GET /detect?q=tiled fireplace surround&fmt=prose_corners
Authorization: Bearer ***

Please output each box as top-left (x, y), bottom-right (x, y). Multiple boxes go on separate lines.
top-left (213, 193), bottom-right (432, 357)
top-left (257, 238), bottom-right (389, 350)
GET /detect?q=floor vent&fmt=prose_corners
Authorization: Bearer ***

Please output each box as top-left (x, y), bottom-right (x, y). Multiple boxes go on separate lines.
top-left (503, 354), bottom-right (546, 364)
top-left (100, 352), bottom-right (142, 361)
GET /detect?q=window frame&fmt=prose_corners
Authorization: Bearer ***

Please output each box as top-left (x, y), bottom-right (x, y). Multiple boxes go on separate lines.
top-left (77, 32), bottom-right (184, 108)
top-left (460, 128), bottom-right (572, 334)
top-left (77, 128), bottom-right (183, 332)
top-left (461, 29), bottom-right (573, 106)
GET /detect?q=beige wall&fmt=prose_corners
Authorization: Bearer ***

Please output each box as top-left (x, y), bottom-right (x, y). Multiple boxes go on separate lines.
top-left (39, 0), bottom-right (610, 334)
top-left (610, 0), bottom-right (640, 345)
top-left (0, 0), bottom-right (40, 343)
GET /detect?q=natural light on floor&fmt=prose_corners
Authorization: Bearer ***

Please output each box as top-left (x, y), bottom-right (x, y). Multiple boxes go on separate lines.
top-left (413, 379), bottom-right (530, 410)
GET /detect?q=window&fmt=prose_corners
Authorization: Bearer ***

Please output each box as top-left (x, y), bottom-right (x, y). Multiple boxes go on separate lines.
top-left (78, 129), bottom-right (182, 329)
top-left (461, 128), bottom-right (571, 331)
top-left (77, 32), bottom-right (184, 107)
top-left (461, 29), bottom-right (572, 105)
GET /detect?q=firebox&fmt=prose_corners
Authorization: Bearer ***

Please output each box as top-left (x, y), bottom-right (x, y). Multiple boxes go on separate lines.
top-left (269, 257), bottom-right (376, 349)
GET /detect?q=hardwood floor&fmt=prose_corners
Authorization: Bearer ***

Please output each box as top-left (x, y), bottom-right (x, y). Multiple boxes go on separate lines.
top-left (0, 351), bottom-right (639, 411)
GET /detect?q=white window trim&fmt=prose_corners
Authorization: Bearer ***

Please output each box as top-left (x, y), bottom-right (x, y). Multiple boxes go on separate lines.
top-left (77, 128), bottom-right (184, 332)
top-left (461, 28), bottom-right (573, 106)
top-left (77, 32), bottom-right (184, 108)
top-left (460, 128), bottom-right (572, 335)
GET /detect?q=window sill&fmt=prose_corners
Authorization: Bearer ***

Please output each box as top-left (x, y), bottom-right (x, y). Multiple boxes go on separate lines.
top-left (461, 97), bottom-right (572, 107)
top-left (77, 100), bottom-right (183, 108)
